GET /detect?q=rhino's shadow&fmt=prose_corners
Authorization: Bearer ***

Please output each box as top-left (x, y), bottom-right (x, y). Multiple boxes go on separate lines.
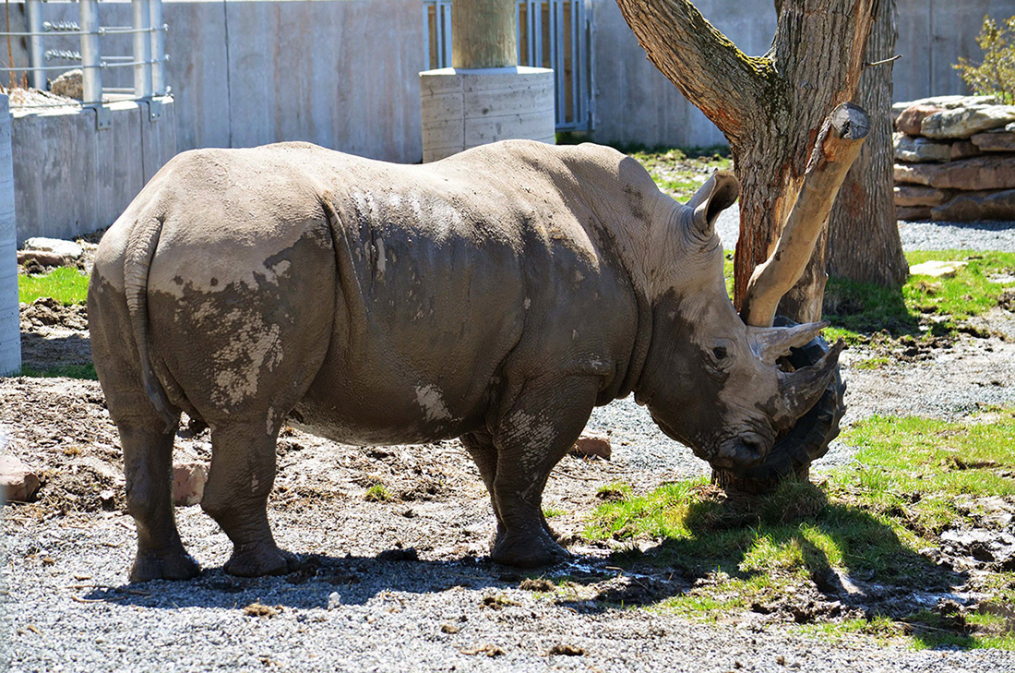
top-left (84, 551), bottom-right (659, 613)
top-left (605, 487), bottom-right (972, 627)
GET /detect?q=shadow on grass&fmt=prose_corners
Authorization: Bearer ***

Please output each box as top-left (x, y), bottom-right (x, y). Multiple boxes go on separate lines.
top-left (822, 277), bottom-right (926, 339)
top-left (595, 481), bottom-right (973, 643)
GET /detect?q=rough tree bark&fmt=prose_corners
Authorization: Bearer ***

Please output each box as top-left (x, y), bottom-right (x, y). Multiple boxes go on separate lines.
top-left (825, 0), bottom-right (908, 288)
top-left (452, 0), bottom-right (517, 69)
top-left (614, 0), bottom-right (886, 320)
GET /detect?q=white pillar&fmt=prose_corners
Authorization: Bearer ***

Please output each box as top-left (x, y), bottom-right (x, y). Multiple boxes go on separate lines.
top-left (0, 95), bottom-right (20, 375)
top-left (420, 66), bottom-right (555, 163)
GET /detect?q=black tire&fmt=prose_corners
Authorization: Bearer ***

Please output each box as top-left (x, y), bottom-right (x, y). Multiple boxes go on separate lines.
top-left (711, 316), bottom-right (846, 495)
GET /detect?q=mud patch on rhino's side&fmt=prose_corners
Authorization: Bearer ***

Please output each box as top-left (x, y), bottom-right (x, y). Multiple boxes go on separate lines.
top-left (415, 384), bottom-right (452, 422)
top-left (209, 309), bottom-right (284, 407)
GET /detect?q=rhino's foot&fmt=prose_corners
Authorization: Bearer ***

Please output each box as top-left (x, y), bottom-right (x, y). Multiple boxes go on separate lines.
top-left (490, 529), bottom-right (571, 568)
top-left (130, 548), bottom-right (201, 583)
top-left (224, 545), bottom-right (302, 578)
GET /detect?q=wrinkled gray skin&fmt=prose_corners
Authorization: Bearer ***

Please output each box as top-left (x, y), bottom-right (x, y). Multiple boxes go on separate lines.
top-left (88, 140), bottom-right (841, 581)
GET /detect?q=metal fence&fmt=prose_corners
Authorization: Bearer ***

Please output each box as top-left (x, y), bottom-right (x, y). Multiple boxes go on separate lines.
top-left (2, 0), bottom-right (168, 123)
top-left (424, 0), bottom-right (594, 132)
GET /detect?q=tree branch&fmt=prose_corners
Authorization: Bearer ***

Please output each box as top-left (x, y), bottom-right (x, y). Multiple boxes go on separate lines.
top-left (739, 104), bottom-right (871, 327)
top-left (614, 0), bottom-right (777, 143)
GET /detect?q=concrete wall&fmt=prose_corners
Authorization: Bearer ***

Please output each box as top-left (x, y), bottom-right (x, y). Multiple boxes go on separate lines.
top-left (588, 0), bottom-right (1015, 149)
top-left (12, 98), bottom-right (176, 244)
top-left (895, 0), bottom-right (1015, 103)
top-left (31, 0), bottom-right (426, 162)
top-left (0, 96), bottom-right (20, 375)
top-left (588, 0), bottom-right (776, 149)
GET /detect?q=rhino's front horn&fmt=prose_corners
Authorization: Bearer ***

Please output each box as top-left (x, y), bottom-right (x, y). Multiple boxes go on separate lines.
top-left (751, 321), bottom-right (830, 365)
top-left (772, 339), bottom-right (845, 430)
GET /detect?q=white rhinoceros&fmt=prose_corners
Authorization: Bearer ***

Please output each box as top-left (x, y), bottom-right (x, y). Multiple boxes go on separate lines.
top-left (88, 140), bottom-right (841, 581)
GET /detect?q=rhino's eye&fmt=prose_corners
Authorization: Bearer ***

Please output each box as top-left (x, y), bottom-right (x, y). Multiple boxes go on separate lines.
top-left (712, 346), bottom-right (728, 360)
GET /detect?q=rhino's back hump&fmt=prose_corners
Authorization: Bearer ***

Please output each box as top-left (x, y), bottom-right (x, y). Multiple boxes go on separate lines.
top-left (296, 142), bottom-right (641, 443)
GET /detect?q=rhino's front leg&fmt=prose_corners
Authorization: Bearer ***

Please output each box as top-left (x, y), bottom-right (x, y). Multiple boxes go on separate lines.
top-left (201, 422), bottom-right (300, 577)
top-left (485, 375), bottom-right (599, 568)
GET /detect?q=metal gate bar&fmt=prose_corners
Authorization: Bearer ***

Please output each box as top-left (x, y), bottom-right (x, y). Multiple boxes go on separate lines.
top-left (424, 0), bottom-right (593, 132)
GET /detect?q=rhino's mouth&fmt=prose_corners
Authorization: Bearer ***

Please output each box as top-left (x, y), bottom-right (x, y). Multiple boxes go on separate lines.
top-left (650, 412), bottom-right (772, 472)
top-left (709, 432), bottom-right (771, 472)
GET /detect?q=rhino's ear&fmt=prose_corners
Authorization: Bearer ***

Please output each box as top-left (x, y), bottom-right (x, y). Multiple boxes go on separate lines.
top-left (687, 171), bottom-right (739, 239)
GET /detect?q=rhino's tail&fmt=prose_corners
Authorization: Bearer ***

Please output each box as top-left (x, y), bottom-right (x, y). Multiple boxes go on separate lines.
top-left (123, 215), bottom-right (178, 432)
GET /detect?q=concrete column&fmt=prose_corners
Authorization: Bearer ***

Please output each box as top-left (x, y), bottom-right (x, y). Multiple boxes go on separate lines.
top-left (420, 66), bottom-right (555, 163)
top-left (0, 96), bottom-right (20, 375)
top-left (420, 0), bottom-right (555, 162)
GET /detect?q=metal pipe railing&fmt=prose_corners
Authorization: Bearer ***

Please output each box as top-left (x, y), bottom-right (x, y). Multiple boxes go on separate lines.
top-left (79, 0), bottom-right (103, 105)
top-left (26, 0), bottom-right (45, 89)
top-left (150, 0), bottom-right (166, 96)
top-left (0, 0), bottom-right (169, 109)
top-left (131, 0), bottom-right (153, 99)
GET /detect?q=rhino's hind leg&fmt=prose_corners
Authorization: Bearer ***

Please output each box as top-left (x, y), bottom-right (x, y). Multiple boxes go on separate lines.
top-left (201, 423), bottom-right (299, 577)
top-left (121, 424), bottom-right (201, 582)
top-left (486, 376), bottom-right (599, 568)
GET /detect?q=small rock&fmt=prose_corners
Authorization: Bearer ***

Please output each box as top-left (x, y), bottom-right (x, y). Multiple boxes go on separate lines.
top-left (894, 185), bottom-right (953, 207)
top-left (548, 644), bottom-right (584, 656)
top-left (327, 592), bottom-right (342, 609)
top-left (894, 133), bottom-right (952, 163)
top-left (950, 140), bottom-right (982, 160)
top-left (570, 433), bottom-right (611, 460)
top-left (894, 155), bottom-right (1015, 190)
top-left (892, 95), bottom-right (999, 119)
top-left (971, 131), bottom-right (1015, 152)
top-left (16, 250), bottom-right (74, 268)
top-left (895, 105), bottom-right (945, 136)
top-left (932, 189), bottom-right (1015, 222)
top-left (22, 237), bottom-right (83, 260)
top-left (909, 260), bottom-right (968, 278)
top-left (0, 455), bottom-right (41, 502)
top-left (921, 105), bottom-right (1015, 140)
top-left (440, 623), bottom-right (460, 634)
top-left (172, 462), bottom-right (207, 507)
top-left (50, 69), bottom-right (83, 100)
top-left (98, 489), bottom-right (116, 509)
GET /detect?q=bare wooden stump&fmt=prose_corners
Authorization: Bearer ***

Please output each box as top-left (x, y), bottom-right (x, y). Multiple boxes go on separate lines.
top-left (739, 103), bottom-right (871, 328)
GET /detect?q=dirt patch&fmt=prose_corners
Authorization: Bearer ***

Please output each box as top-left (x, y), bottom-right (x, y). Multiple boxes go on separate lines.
top-left (19, 298), bottom-right (92, 371)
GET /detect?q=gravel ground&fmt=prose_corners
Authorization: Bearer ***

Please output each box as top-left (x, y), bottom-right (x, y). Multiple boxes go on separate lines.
top-left (4, 214), bottom-right (1015, 672)
top-left (714, 204), bottom-right (1015, 253)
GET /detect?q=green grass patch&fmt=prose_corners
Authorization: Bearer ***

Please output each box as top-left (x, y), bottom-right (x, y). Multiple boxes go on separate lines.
top-left (18, 266), bottom-right (89, 305)
top-left (822, 251), bottom-right (1015, 344)
top-left (628, 146), bottom-right (732, 203)
top-left (542, 507), bottom-right (567, 519)
top-left (854, 357), bottom-right (890, 370)
top-left (582, 409), bottom-right (1015, 649)
top-left (364, 484), bottom-right (392, 502)
top-left (16, 363), bottom-right (98, 380)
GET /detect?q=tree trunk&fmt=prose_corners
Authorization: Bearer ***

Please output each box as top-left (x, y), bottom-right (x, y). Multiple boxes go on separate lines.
top-left (825, 0), bottom-right (909, 288)
top-left (614, 0), bottom-right (883, 321)
top-left (452, 0), bottom-right (517, 69)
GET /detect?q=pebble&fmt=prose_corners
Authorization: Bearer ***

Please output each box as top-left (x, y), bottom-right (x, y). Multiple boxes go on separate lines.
top-left (0, 454), bottom-right (41, 502)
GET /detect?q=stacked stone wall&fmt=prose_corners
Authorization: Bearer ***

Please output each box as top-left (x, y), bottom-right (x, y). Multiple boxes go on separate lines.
top-left (893, 96), bottom-right (1015, 222)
